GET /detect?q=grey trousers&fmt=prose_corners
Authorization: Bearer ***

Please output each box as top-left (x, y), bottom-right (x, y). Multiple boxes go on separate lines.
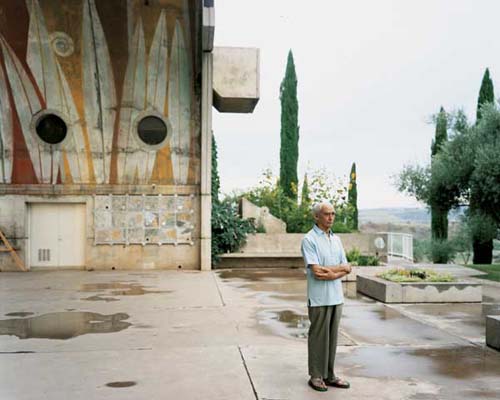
top-left (308, 304), bottom-right (343, 379)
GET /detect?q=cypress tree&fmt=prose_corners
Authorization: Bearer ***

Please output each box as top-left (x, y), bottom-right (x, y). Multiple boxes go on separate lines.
top-left (348, 163), bottom-right (358, 230)
top-left (476, 68), bottom-right (494, 121)
top-left (279, 50), bottom-right (299, 201)
top-left (301, 173), bottom-right (310, 206)
top-left (211, 133), bottom-right (220, 202)
top-left (431, 107), bottom-right (449, 242)
top-left (472, 68), bottom-right (495, 264)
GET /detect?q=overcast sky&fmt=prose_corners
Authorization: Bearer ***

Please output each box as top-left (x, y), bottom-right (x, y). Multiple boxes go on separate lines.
top-left (212, 0), bottom-right (500, 209)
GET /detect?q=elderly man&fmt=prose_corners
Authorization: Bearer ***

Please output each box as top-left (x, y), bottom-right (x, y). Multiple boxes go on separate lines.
top-left (301, 202), bottom-right (351, 392)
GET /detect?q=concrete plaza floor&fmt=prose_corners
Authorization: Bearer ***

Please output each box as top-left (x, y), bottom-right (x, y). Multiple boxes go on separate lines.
top-left (1, 268), bottom-right (500, 399)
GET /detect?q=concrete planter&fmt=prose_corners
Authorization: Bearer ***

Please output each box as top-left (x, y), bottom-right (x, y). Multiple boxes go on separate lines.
top-left (356, 274), bottom-right (482, 303)
top-left (486, 316), bottom-right (500, 351)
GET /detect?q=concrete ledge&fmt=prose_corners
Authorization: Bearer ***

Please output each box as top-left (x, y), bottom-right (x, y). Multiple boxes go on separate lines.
top-left (215, 254), bottom-right (303, 269)
top-left (342, 266), bottom-right (392, 282)
top-left (486, 316), bottom-right (500, 351)
top-left (356, 274), bottom-right (482, 303)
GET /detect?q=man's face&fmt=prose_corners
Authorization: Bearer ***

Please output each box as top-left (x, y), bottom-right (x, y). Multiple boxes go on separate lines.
top-left (316, 204), bottom-right (336, 230)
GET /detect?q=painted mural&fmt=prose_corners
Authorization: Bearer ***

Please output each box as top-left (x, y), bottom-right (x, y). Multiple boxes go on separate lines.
top-left (94, 194), bottom-right (195, 245)
top-left (0, 0), bottom-right (200, 185)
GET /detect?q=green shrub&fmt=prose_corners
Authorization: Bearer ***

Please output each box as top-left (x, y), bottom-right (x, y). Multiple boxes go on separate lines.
top-left (346, 248), bottom-right (361, 263)
top-left (346, 247), bottom-right (379, 266)
top-left (357, 255), bottom-right (380, 266)
top-left (431, 239), bottom-right (456, 263)
top-left (211, 199), bottom-right (256, 264)
top-left (413, 238), bottom-right (430, 263)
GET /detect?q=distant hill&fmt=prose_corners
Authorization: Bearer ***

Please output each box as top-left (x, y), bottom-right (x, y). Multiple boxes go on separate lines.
top-left (359, 207), bottom-right (465, 225)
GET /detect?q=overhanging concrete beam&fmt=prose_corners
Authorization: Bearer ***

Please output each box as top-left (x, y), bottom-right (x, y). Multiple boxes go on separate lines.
top-left (213, 46), bottom-right (260, 113)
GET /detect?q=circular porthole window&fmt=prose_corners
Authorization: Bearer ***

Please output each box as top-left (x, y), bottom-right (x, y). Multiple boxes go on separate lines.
top-left (35, 113), bottom-right (67, 144)
top-left (138, 116), bottom-right (168, 146)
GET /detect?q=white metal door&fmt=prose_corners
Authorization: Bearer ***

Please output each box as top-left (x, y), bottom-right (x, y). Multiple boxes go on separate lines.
top-left (30, 203), bottom-right (86, 267)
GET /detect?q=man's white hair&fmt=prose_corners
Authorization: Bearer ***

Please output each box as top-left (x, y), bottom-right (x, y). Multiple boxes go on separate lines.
top-left (312, 201), bottom-right (334, 217)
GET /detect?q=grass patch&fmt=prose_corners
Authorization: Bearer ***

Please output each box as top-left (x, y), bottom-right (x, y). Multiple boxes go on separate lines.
top-left (467, 264), bottom-right (500, 282)
top-left (378, 268), bottom-right (455, 283)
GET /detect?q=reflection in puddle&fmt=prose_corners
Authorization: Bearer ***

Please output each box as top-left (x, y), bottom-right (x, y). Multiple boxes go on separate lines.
top-left (106, 381), bottom-right (137, 388)
top-left (341, 305), bottom-right (462, 346)
top-left (80, 282), bottom-right (170, 296)
top-left (345, 345), bottom-right (500, 388)
top-left (5, 312), bottom-right (34, 317)
top-left (0, 312), bottom-right (131, 340)
top-left (258, 309), bottom-right (310, 339)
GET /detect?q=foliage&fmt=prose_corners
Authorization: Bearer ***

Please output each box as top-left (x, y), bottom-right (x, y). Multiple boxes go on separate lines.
top-left (397, 103), bottom-right (500, 264)
top-left (279, 50), bottom-right (299, 201)
top-left (301, 173), bottom-right (311, 206)
top-left (346, 248), bottom-right (361, 263)
top-left (211, 199), bottom-right (256, 264)
top-left (412, 238), bottom-right (430, 263)
top-left (431, 107), bottom-right (449, 240)
top-left (357, 255), bottom-right (380, 266)
top-left (211, 133), bottom-right (220, 201)
top-left (394, 164), bottom-right (431, 203)
top-left (240, 168), bottom-right (353, 234)
top-left (431, 103), bottom-right (500, 263)
top-left (472, 69), bottom-right (496, 262)
top-left (468, 264), bottom-right (500, 282)
top-left (211, 134), bottom-right (256, 264)
top-left (431, 107), bottom-right (448, 156)
top-left (378, 269), bottom-right (455, 283)
top-left (346, 247), bottom-right (379, 266)
top-left (347, 162), bottom-right (358, 230)
top-left (430, 239), bottom-right (456, 264)
top-left (476, 68), bottom-right (495, 121)
top-left (451, 222), bottom-right (473, 264)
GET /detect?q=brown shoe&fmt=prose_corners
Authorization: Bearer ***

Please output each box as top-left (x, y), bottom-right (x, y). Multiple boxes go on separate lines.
top-left (325, 377), bottom-right (350, 389)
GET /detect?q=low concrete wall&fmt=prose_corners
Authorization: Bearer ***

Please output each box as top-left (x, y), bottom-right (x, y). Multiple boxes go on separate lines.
top-left (357, 275), bottom-right (482, 303)
top-left (240, 198), bottom-right (286, 234)
top-left (486, 316), bottom-right (500, 351)
top-left (238, 232), bottom-right (388, 259)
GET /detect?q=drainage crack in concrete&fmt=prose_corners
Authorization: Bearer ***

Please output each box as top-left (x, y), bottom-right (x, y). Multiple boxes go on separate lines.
top-left (238, 345), bottom-right (259, 400)
top-left (212, 272), bottom-right (226, 307)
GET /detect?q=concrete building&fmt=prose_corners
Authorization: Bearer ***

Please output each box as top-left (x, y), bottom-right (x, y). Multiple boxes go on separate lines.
top-left (0, 0), bottom-right (259, 271)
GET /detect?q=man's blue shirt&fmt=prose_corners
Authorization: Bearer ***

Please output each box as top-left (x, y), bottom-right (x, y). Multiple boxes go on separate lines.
top-left (301, 225), bottom-right (347, 307)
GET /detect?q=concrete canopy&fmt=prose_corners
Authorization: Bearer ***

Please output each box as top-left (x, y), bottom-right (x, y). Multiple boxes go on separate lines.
top-left (213, 46), bottom-right (260, 113)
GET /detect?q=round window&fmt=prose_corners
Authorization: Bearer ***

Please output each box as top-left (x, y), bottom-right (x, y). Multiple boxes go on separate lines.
top-left (137, 116), bottom-right (168, 146)
top-left (36, 114), bottom-right (67, 144)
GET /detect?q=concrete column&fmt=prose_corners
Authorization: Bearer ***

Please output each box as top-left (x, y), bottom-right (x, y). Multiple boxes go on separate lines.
top-left (200, 52), bottom-right (213, 271)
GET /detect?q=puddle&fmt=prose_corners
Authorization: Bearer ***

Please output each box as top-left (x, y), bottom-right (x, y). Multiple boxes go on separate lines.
top-left (218, 270), bottom-right (372, 307)
top-left (343, 345), bottom-right (500, 393)
top-left (82, 295), bottom-right (120, 302)
top-left (0, 312), bottom-right (131, 340)
top-left (5, 312), bottom-right (34, 317)
top-left (106, 381), bottom-right (136, 388)
top-left (257, 309), bottom-right (310, 339)
top-left (341, 305), bottom-right (465, 346)
top-left (80, 282), bottom-right (170, 296)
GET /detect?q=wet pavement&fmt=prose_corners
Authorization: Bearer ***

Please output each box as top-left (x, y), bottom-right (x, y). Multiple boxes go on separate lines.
top-left (0, 268), bottom-right (499, 399)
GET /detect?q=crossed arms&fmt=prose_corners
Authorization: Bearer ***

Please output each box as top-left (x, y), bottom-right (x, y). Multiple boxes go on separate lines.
top-left (309, 264), bottom-right (352, 280)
